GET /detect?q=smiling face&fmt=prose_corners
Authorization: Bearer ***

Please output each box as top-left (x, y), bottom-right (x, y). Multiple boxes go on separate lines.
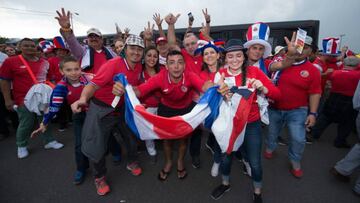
top-left (60, 61), bottom-right (82, 84)
top-left (166, 54), bottom-right (185, 81)
top-left (144, 49), bottom-right (159, 68)
top-left (4, 46), bottom-right (16, 56)
top-left (87, 33), bottom-right (103, 50)
top-left (225, 50), bottom-right (245, 73)
top-left (114, 40), bottom-right (125, 55)
top-left (19, 40), bottom-right (37, 57)
top-left (203, 47), bottom-right (220, 69)
top-left (125, 45), bottom-right (144, 64)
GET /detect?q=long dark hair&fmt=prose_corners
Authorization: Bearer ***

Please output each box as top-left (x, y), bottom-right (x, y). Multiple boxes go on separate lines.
top-left (241, 53), bottom-right (249, 86)
top-left (142, 45), bottom-right (160, 73)
top-left (201, 47), bottom-right (223, 72)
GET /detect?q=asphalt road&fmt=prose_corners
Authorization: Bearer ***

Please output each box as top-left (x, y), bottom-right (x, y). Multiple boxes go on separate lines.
top-left (0, 123), bottom-right (359, 203)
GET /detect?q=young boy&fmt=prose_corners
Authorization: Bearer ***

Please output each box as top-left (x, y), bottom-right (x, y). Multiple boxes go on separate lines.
top-left (32, 56), bottom-right (91, 184)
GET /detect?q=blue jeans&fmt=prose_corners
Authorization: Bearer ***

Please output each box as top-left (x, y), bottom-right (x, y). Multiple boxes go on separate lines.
top-left (266, 107), bottom-right (308, 162)
top-left (220, 120), bottom-right (263, 188)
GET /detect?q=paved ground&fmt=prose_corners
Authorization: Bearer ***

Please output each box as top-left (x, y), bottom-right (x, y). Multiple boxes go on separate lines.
top-left (0, 123), bottom-right (359, 203)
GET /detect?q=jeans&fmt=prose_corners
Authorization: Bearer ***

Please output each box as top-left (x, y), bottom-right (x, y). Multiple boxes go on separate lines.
top-left (72, 112), bottom-right (89, 172)
top-left (221, 120), bottom-right (263, 188)
top-left (266, 107), bottom-right (308, 162)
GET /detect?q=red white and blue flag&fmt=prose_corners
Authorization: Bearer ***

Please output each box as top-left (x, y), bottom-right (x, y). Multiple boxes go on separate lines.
top-left (113, 74), bottom-right (254, 154)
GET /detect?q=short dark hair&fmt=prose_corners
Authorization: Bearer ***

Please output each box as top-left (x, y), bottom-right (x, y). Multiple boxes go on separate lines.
top-left (59, 56), bottom-right (79, 70)
top-left (166, 50), bottom-right (183, 61)
top-left (18, 38), bottom-right (35, 47)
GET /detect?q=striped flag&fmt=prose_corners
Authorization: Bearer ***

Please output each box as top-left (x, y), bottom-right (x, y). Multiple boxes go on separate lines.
top-left (113, 74), bottom-right (254, 154)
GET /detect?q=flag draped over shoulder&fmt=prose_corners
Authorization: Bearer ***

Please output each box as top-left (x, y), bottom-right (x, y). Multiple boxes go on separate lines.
top-left (113, 74), bottom-right (254, 154)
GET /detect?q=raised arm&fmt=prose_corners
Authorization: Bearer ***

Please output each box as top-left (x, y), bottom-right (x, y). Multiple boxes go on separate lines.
top-left (165, 13), bottom-right (181, 48)
top-left (55, 8), bottom-right (86, 60)
top-left (143, 21), bottom-right (155, 47)
top-left (269, 32), bottom-right (298, 72)
top-left (153, 13), bottom-right (165, 38)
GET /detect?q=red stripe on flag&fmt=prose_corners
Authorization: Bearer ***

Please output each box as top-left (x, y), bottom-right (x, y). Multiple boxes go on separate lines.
top-left (226, 93), bottom-right (255, 154)
top-left (135, 106), bottom-right (194, 139)
top-left (331, 39), bottom-right (337, 54)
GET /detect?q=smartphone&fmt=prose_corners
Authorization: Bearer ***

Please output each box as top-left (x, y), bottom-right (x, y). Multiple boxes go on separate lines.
top-left (188, 12), bottom-right (194, 22)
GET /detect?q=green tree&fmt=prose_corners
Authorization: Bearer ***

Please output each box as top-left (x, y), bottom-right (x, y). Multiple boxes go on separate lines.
top-left (0, 36), bottom-right (8, 44)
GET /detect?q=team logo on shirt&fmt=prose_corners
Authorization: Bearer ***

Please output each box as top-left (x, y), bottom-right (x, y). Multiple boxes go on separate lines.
top-left (19, 65), bottom-right (26, 69)
top-left (300, 70), bottom-right (309, 78)
top-left (68, 91), bottom-right (72, 95)
top-left (163, 88), bottom-right (169, 93)
top-left (181, 85), bottom-right (188, 92)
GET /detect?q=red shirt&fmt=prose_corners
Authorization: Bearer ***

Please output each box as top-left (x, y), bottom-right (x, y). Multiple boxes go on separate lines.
top-left (47, 56), bottom-right (62, 83)
top-left (181, 49), bottom-right (203, 75)
top-left (329, 69), bottom-right (360, 97)
top-left (0, 56), bottom-right (49, 105)
top-left (200, 70), bottom-right (217, 82)
top-left (140, 70), bottom-right (161, 108)
top-left (137, 69), bottom-right (205, 109)
top-left (271, 60), bottom-right (321, 110)
top-left (91, 57), bottom-right (142, 106)
top-left (82, 51), bottom-right (108, 74)
top-left (216, 66), bottom-right (280, 122)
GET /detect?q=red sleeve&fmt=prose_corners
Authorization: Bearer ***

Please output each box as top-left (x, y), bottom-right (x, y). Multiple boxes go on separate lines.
top-left (308, 67), bottom-right (322, 94)
top-left (137, 71), bottom-right (162, 97)
top-left (90, 59), bottom-right (117, 87)
top-left (264, 59), bottom-right (272, 73)
top-left (255, 67), bottom-right (281, 100)
top-left (189, 71), bottom-right (205, 93)
top-left (0, 57), bottom-right (14, 80)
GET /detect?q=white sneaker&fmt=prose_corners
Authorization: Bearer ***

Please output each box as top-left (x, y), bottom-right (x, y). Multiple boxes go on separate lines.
top-left (211, 162), bottom-right (220, 177)
top-left (44, 141), bottom-right (64, 149)
top-left (17, 147), bottom-right (29, 159)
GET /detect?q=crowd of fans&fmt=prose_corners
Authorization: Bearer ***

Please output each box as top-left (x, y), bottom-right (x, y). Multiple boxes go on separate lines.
top-left (1, 7), bottom-right (360, 202)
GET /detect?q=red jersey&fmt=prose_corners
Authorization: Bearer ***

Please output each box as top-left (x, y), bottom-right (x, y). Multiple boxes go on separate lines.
top-left (139, 70), bottom-right (161, 108)
top-left (47, 56), bottom-right (62, 83)
top-left (82, 51), bottom-right (108, 74)
top-left (181, 49), bottom-right (203, 75)
top-left (91, 57), bottom-right (142, 106)
top-left (200, 70), bottom-right (217, 82)
top-left (271, 60), bottom-right (321, 110)
top-left (137, 69), bottom-right (205, 109)
top-left (329, 69), bottom-right (360, 97)
top-left (216, 66), bottom-right (280, 122)
top-left (0, 56), bottom-right (49, 105)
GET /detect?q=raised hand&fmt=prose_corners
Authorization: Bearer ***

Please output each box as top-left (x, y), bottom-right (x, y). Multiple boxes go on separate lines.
top-left (202, 8), bottom-right (211, 23)
top-left (165, 13), bottom-right (181, 25)
top-left (55, 8), bottom-right (71, 28)
top-left (284, 32), bottom-right (299, 58)
top-left (143, 21), bottom-right (155, 41)
top-left (115, 23), bottom-right (122, 34)
top-left (124, 27), bottom-right (130, 39)
top-left (153, 13), bottom-right (163, 26)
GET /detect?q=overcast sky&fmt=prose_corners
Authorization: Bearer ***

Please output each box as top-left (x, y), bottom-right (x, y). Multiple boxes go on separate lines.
top-left (0, 0), bottom-right (359, 52)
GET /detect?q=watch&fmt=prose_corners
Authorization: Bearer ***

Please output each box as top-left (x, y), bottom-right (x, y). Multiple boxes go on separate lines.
top-left (309, 112), bottom-right (318, 117)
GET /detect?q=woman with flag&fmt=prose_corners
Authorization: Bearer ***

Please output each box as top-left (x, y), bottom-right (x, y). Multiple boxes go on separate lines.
top-left (209, 39), bottom-right (281, 203)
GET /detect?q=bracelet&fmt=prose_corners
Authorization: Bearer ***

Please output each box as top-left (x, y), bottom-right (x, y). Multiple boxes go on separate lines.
top-left (308, 112), bottom-right (318, 117)
top-left (206, 21), bottom-right (211, 24)
top-left (60, 27), bottom-right (72, 32)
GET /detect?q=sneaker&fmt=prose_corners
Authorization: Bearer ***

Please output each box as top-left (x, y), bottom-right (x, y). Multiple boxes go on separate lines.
top-left (205, 143), bottom-right (215, 154)
top-left (277, 136), bottom-right (288, 146)
top-left (17, 147), bottom-right (29, 159)
top-left (243, 160), bottom-right (252, 177)
top-left (44, 141), bottom-right (64, 149)
top-left (73, 170), bottom-right (85, 185)
top-left (211, 184), bottom-right (231, 200)
top-left (126, 162), bottom-right (142, 176)
top-left (330, 167), bottom-right (350, 182)
top-left (192, 156), bottom-right (200, 169)
top-left (263, 151), bottom-right (273, 159)
top-left (211, 162), bottom-right (220, 177)
top-left (94, 176), bottom-right (110, 196)
top-left (253, 193), bottom-right (263, 203)
top-left (290, 168), bottom-right (303, 178)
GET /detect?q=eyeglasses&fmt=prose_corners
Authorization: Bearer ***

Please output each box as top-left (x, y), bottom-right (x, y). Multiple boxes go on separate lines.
top-left (88, 34), bottom-right (101, 39)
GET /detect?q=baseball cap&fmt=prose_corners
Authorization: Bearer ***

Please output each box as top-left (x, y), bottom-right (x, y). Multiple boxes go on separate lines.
top-left (156, 36), bottom-right (167, 45)
top-left (87, 28), bottom-right (102, 37)
top-left (125, 35), bottom-right (145, 48)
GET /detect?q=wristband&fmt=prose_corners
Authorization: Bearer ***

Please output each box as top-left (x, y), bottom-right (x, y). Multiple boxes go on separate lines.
top-left (60, 27), bottom-right (72, 32)
top-left (206, 20), bottom-right (211, 24)
top-left (309, 112), bottom-right (318, 117)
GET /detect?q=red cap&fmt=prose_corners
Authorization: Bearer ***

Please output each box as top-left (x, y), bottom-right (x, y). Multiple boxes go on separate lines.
top-left (156, 36), bottom-right (167, 45)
